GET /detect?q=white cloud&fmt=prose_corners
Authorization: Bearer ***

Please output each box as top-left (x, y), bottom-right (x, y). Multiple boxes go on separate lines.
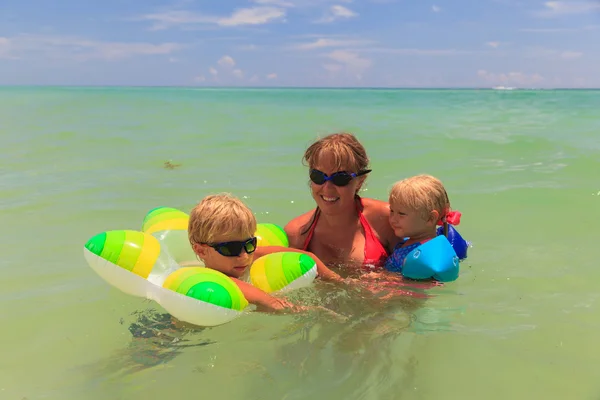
top-left (237, 44), bottom-right (258, 51)
top-left (315, 5), bottom-right (358, 23)
top-left (361, 47), bottom-right (471, 55)
top-left (266, 73), bottom-right (278, 79)
top-left (560, 51), bottom-right (583, 59)
top-left (477, 69), bottom-right (544, 86)
top-left (137, 7), bottom-right (286, 30)
top-left (137, 11), bottom-right (215, 31)
top-left (325, 50), bottom-right (372, 75)
top-left (0, 34), bottom-right (183, 61)
top-left (486, 41), bottom-right (501, 48)
top-left (519, 25), bottom-right (599, 33)
top-left (219, 7), bottom-right (286, 26)
top-left (331, 5), bottom-right (357, 17)
top-left (534, 1), bottom-right (600, 17)
top-left (0, 37), bottom-right (15, 59)
top-left (432, 5), bottom-right (441, 12)
top-left (524, 46), bottom-right (585, 60)
top-left (249, 74), bottom-right (260, 82)
top-left (252, 0), bottom-right (295, 7)
top-left (194, 75), bottom-right (206, 82)
top-left (233, 69), bottom-right (244, 78)
top-left (281, 0), bottom-right (354, 5)
top-left (209, 67), bottom-right (218, 75)
top-left (323, 63), bottom-right (343, 72)
top-left (292, 38), bottom-right (375, 50)
top-left (217, 55), bottom-right (235, 67)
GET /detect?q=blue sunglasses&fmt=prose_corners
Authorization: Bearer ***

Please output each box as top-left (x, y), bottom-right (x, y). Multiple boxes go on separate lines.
top-left (309, 169), bottom-right (372, 187)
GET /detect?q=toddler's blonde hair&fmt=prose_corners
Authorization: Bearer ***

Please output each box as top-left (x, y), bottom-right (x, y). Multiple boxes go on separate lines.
top-left (389, 174), bottom-right (450, 222)
top-left (188, 193), bottom-right (256, 246)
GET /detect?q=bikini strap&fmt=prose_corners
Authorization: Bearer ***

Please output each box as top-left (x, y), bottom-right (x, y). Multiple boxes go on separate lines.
top-left (354, 196), bottom-right (377, 240)
top-left (302, 208), bottom-right (320, 251)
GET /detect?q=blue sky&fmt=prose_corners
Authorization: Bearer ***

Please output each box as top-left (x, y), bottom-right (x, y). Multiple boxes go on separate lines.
top-left (1, 0), bottom-right (599, 87)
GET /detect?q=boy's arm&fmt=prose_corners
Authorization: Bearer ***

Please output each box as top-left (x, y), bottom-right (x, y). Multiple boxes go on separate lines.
top-left (231, 278), bottom-right (348, 321)
top-left (254, 245), bottom-right (343, 282)
top-left (231, 278), bottom-right (300, 312)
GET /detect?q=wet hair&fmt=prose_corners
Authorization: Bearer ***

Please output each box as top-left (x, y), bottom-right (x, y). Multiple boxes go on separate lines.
top-left (303, 132), bottom-right (370, 174)
top-left (188, 193), bottom-right (256, 246)
top-left (389, 174), bottom-right (450, 225)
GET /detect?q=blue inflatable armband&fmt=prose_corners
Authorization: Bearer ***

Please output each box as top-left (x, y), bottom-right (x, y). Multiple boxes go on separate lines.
top-left (436, 224), bottom-right (469, 260)
top-left (402, 235), bottom-right (460, 282)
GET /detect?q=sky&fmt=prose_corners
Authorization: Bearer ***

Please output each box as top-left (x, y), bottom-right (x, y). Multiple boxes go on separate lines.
top-left (1, 0), bottom-right (599, 88)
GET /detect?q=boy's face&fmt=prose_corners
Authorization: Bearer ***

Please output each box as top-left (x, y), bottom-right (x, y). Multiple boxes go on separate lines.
top-left (193, 234), bottom-right (257, 279)
top-left (388, 201), bottom-right (437, 239)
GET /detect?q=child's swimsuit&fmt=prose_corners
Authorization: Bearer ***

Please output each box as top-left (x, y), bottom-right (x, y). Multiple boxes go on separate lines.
top-left (302, 196), bottom-right (389, 270)
top-left (384, 239), bottom-right (433, 273)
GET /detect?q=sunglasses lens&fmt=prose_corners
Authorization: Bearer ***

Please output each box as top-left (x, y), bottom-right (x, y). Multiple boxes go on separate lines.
top-left (331, 174), bottom-right (353, 186)
top-left (245, 237), bottom-right (258, 254)
top-left (309, 170), bottom-right (326, 185)
top-left (214, 237), bottom-right (257, 257)
top-left (215, 242), bottom-right (243, 257)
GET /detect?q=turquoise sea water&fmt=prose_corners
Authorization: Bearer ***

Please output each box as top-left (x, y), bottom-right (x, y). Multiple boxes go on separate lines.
top-left (1, 87), bottom-right (599, 399)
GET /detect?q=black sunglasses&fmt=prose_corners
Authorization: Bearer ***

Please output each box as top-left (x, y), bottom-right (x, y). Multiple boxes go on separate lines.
top-left (202, 237), bottom-right (258, 257)
top-left (309, 169), bottom-right (372, 187)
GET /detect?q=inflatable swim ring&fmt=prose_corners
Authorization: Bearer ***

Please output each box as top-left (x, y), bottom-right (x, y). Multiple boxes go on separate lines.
top-left (388, 223), bottom-right (470, 283)
top-left (402, 235), bottom-right (460, 282)
top-left (141, 206), bottom-right (289, 266)
top-left (247, 251), bottom-right (317, 293)
top-left (84, 209), bottom-right (316, 327)
top-left (436, 224), bottom-right (470, 260)
top-left (142, 207), bottom-right (199, 266)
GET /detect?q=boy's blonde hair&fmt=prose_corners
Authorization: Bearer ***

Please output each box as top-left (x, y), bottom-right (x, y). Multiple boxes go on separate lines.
top-left (188, 193), bottom-right (257, 246)
top-left (389, 174), bottom-right (450, 221)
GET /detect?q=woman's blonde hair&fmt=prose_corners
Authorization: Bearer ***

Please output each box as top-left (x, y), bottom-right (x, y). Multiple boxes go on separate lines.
top-left (389, 174), bottom-right (450, 222)
top-left (303, 132), bottom-right (370, 174)
top-left (188, 193), bottom-right (256, 246)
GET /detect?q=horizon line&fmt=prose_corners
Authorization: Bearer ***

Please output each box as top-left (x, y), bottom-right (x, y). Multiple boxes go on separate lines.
top-left (1, 84), bottom-right (599, 90)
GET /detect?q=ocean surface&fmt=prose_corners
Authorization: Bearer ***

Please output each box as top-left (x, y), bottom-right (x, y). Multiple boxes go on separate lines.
top-left (1, 86), bottom-right (599, 399)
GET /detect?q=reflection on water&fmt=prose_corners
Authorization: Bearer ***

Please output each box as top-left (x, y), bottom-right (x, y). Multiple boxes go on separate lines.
top-left (75, 277), bottom-right (440, 399)
top-left (78, 308), bottom-right (213, 380)
top-left (265, 281), bottom-right (427, 399)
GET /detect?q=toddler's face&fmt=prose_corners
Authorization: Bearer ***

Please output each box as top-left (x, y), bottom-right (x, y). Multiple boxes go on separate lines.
top-left (388, 201), bottom-right (434, 239)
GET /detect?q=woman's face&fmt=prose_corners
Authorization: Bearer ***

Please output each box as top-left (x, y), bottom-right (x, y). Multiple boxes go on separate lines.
top-left (309, 152), bottom-right (365, 215)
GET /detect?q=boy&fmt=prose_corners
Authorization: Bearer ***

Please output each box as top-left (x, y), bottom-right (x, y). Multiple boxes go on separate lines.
top-left (188, 193), bottom-right (343, 313)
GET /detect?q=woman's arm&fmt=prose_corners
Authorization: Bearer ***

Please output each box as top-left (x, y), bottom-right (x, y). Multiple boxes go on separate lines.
top-left (254, 245), bottom-right (343, 282)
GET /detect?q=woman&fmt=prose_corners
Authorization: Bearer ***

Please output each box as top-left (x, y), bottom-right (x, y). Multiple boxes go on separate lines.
top-left (284, 132), bottom-right (397, 272)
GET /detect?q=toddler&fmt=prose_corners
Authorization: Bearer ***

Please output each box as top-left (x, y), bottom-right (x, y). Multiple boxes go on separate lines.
top-left (385, 174), bottom-right (455, 275)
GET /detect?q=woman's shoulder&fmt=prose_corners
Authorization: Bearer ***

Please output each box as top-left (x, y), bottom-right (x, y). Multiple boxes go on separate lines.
top-left (360, 197), bottom-right (397, 249)
top-left (284, 209), bottom-right (315, 249)
top-left (361, 197), bottom-right (390, 216)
